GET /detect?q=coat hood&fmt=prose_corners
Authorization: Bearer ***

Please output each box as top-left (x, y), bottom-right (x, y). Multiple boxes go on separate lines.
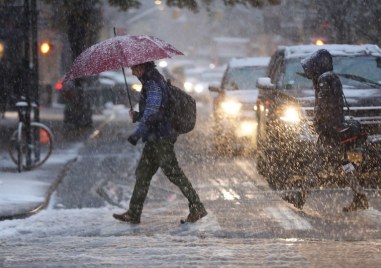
top-left (300, 49), bottom-right (333, 80)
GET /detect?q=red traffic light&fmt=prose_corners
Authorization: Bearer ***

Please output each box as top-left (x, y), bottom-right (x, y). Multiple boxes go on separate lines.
top-left (55, 79), bottom-right (63, 90)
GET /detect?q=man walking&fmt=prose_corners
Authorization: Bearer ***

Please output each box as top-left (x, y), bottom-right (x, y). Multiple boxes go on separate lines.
top-left (113, 61), bottom-right (207, 224)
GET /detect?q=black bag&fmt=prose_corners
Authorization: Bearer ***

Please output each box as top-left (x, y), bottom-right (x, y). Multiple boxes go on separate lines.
top-left (165, 80), bottom-right (196, 134)
top-left (337, 119), bottom-right (365, 144)
top-left (337, 93), bottom-right (367, 144)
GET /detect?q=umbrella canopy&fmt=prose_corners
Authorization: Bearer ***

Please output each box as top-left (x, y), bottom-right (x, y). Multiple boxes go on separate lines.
top-left (64, 35), bottom-right (183, 81)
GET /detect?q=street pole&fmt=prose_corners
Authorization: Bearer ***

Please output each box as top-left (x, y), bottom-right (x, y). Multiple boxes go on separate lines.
top-left (31, 0), bottom-right (39, 122)
top-left (31, 0), bottom-right (40, 161)
top-left (23, 0), bottom-right (32, 168)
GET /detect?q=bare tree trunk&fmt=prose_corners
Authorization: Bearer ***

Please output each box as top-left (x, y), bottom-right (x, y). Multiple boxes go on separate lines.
top-left (63, 1), bottom-right (94, 130)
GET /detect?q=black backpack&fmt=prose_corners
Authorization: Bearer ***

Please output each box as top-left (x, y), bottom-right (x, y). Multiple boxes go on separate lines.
top-left (165, 79), bottom-right (196, 134)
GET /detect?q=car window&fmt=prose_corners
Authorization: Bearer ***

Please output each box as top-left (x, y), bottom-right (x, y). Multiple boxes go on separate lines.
top-left (334, 56), bottom-right (381, 88)
top-left (268, 51), bottom-right (284, 82)
top-left (283, 56), bottom-right (381, 90)
top-left (222, 66), bottom-right (267, 90)
top-left (269, 53), bottom-right (284, 87)
top-left (283, 59), bottom-right (311, 89)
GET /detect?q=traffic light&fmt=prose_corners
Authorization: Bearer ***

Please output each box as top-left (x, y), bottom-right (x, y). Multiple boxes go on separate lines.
top-left (310, 37), bottom-right (327, 46)
top-left (315, 39), bottom-right (325, 46)
top-left (40, 42), bottom-right (52, 55)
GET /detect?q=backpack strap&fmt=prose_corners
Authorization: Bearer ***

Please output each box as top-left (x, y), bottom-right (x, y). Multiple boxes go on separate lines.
top-left (342, 92), bottom-right (350, 112)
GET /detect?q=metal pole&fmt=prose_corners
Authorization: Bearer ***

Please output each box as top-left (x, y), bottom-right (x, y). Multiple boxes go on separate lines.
top-left (31, 0), bottom-right (38, 120)
top-left (31, 0), bottom-right (40, 161)
top-left (24, 0), bottom-right (32, 169)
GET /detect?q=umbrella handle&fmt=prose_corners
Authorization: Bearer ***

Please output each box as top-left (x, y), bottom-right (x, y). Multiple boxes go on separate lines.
top-left (114, 27), bottom-right (133, 109)
top-left (122, 67), bottom-right (133, 109)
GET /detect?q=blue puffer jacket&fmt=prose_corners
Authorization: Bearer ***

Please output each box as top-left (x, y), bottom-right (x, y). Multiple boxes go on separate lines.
top-left (301, 49), bottom-right (345, 137)
top-left (130, 68), bottom-right (178, 143)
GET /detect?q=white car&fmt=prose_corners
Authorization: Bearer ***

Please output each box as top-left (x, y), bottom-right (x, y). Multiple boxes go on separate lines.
top-left (209, 57), bottom-right (270, 154)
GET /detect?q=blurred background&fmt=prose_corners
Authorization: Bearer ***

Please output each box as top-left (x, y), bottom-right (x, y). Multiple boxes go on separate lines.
top-left (1, 0), bottom-right (380, 125)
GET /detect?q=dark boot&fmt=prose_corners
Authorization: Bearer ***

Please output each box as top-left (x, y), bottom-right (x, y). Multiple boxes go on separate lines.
top-left (113, 211), bottom-right (140, 224)
top-left (342, 193), bottom-right (369, 212)
top-left (181, 208), bottom-right (208, 223)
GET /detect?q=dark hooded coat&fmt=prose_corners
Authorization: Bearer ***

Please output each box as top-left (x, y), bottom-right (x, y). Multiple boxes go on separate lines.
top-left (301, 49), bottom-right (345, 137)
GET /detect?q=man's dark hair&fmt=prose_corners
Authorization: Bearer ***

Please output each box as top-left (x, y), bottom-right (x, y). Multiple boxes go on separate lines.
top-left (142, 61), bottom-right (156, 70)
top-left (132, 61), bottom-right (156, 70)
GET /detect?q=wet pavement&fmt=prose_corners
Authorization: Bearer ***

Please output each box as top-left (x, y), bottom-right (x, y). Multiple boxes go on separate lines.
top-left (1, 103), bottom-right (381, 267)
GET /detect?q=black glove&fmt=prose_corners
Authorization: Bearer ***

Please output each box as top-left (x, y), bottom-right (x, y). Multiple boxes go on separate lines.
top-left (130, 110), bottom-right (139, 123)
top-left (132, 111), bottom-right (139, 123)
top-left (127, 134), bottom-right (139, 145)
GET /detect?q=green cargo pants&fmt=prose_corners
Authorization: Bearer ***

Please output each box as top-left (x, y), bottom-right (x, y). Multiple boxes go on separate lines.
top-left (128, 139), bottom-right (205, 219)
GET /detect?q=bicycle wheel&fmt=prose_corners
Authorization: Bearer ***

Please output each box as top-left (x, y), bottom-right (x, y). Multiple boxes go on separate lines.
top-left (16, 123), bottom-right (25, 172)
top-left (8, 122), bottom-right (54, 170)
top-left (7, 123), bottom-right (25, 172)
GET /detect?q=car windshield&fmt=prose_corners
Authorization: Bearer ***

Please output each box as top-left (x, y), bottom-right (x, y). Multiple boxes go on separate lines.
top-left (201, 72), bottom-right (224, 83)
top-left (223, 66), bottom-right (267, 90)
top-left (284, 56), bottom-right (381, 89)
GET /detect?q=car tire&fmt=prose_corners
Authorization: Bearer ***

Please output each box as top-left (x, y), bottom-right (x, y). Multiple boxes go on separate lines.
top-left (257, 138), bottom-right (291, 189)
top-left (212, 117), bottom-right (233, 156)
top-left (255, 126), bottom-right (271, 176)
top-left (256, 151), bottom-right (268, 176)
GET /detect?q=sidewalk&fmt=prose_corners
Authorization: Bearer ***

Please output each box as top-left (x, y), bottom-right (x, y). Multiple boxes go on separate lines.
top-left (0, 144), bottom-right (82, 220)
top-left (0, 105), bottom-right (112, 220)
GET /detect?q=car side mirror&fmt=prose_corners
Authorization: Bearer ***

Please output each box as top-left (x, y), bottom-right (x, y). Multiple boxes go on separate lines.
top-left (208, 85), bottom-right (222, 93)
top-left (377, 57), bottom-right (381, 68)
top-left (256, 77), bottom-right (275, 90)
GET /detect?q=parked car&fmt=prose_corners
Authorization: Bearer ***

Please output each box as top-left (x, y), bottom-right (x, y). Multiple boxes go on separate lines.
top-left (255, 44), bottom-right (381, 183)
top-left (209, 57), bottom-right (270, 154)
top-left (54, 70), bottom-right (141, 113)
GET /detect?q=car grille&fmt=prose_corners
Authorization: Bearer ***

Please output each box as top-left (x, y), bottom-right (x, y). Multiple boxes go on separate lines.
top-left (241, 102), bottom-right (255, 111)
top-left (301, 107), bottom-right (314, 120)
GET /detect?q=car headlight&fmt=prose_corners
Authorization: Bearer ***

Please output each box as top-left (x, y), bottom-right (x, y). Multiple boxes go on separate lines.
top-left (194, 83), bottom-right (204, 94)
top-left (184, 81), bottom-right (193, 92)
top-left (236, 121), bottom-right (257, 137)
top-left (132, 83), bottom-right (142, 92)
top-left (279, 106), bottom-right (301, 123)
top-left (220, 100), bottom-right (242, 116)
top-left (158, 60), bottom-right (168, 68)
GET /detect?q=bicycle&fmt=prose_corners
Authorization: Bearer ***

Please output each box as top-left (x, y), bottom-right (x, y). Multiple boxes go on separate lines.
top-left (8, 99), bottom-right (54, 172)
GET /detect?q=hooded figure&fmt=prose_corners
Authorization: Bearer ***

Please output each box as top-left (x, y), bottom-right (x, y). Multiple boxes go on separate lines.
top-left (284, 49), bottom-right (369, 212)
top-left (301, 49), bottom-right (345, 137)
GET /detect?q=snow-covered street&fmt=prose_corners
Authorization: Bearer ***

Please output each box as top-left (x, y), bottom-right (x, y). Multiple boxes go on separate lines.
top-left (1, 206), bottom-right (380, 267)
top-left (1, 103), bottom-right (381, 267)
top-left (2, 1), bottom-right (381, 266)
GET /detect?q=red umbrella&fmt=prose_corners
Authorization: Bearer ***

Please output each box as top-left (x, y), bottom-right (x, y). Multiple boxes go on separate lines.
top-left (63, 35), bottom-right (183, 81)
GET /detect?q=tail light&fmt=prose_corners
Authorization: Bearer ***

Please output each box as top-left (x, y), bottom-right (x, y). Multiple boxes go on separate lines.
top-left (55, 79), bottom-right (63, 91)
